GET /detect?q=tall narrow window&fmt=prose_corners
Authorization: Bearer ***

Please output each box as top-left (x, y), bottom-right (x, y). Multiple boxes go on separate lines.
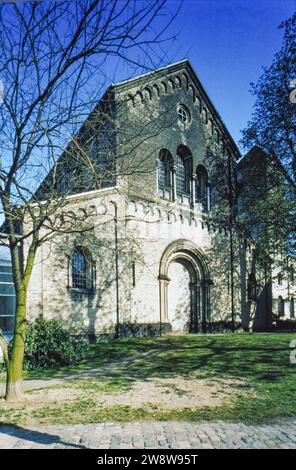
top-left (196, 165), bottom-right (210, 211)
top-left (184, 156), bottom-right (192, 194)
top-left (278, 296), bottom-right (285, 317)
top-left (278, 273), bottom-right (283, 286)
top-left (176, 145), bottom-right (192, 195)
top-left (247, 273), bottom-right (257, 302)
top-left (132, 260), bottom-right (136, 287)
top-left (290, 297), bottom-right (295, 319)
top-left (289, 267), bottom-right (294, 283)
top-left (71, 247), bottom-right (93, 290)
top-left (0, 250), bottom-right (15, 334)
top-left (158, 149), bottom-right (173, 196)
top-left (175, 154), bottom-right (186, 194)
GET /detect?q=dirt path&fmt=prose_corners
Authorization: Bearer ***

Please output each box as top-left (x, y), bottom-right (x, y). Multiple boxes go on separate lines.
top-left (0, 349), bottom-right (162, 394)
top-left (0, 347), bottom-right (253, 423)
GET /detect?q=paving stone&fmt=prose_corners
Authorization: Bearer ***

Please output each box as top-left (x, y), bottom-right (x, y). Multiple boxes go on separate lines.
top-left (1, 419), bottom-right (296, 449)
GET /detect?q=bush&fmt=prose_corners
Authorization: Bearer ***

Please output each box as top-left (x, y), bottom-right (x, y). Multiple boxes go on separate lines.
top-left (24, 316), bottom-right (88, 369)
top-left (272, 318), bottom-right (296, 331)
top-left (207, 321), bottom-right (242, 333)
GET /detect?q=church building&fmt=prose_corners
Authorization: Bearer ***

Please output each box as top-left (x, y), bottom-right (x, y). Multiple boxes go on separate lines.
top-left (18, 60), bottom-right (277, 337)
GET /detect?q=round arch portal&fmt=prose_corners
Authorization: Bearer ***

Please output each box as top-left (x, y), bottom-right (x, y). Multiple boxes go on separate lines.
top-left (159, 240), bottom-right (211, 333)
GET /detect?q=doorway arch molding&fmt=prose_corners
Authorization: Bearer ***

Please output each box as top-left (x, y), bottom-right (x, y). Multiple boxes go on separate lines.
top-left (159, 239), bottom-right (210, 280)
top-left (159, 239), bottom-right (211, 333)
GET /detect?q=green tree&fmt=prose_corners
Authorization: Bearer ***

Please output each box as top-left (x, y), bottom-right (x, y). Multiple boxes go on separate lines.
top-left (241, 13), bottom-right (296, 196)
top-left (240, 13), bottom-right (296, 258)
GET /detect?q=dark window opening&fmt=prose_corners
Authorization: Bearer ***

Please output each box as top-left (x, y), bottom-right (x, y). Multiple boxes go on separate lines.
top-left (132, 260), bottom-right (136, 287)
top-left (247, 273), bottom-right (257, 302)
top-left (176, 145), bottom-right (192, 195)
top-left (158, 149), bottom-right (173, 196)
top-left (195, 165), bottom-right (210, 212)
top-left (0, 250), bottom-right (15, 336)
top-left (71, 247), bottom-right (94, 291)
top-left (290, 297), bottom-right (295, 319)
top-left (278, 296), bottom-right (285, 317)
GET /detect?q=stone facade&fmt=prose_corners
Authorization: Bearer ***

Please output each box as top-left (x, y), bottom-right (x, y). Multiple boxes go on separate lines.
top-left (25, 60), bottom-right (277, 337)
top-left (237, 146), bottom-right (295, 330)
top-left (272, 263), bottom-right (296, 321)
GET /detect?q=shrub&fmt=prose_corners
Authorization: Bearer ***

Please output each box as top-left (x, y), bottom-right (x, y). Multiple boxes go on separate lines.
top-left (24, 316), bottom-right (88, 369)
top-left (273, 318), bottom-right (296, 331)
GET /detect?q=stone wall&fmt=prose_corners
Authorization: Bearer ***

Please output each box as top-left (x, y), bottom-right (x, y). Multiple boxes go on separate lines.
top-left (24, 61), bottom-right (273, 337)
top-left (26, 187), bottom-right (251, 336)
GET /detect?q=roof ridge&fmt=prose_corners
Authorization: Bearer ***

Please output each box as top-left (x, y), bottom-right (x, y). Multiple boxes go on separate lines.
top-left (112, 59), bottom-right (189, 88)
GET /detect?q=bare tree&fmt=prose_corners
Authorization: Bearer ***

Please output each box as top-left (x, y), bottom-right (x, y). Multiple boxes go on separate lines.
top-left (0, 0), bottom-right (179, 401)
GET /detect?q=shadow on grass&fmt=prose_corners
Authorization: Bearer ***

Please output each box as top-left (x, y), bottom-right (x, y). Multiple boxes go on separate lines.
top-left (1, 333), bottom-right (296, 425)
top-left (0, 423), bottom-right (86, 448)
top-left (21, 332), bottom-right (296, 389)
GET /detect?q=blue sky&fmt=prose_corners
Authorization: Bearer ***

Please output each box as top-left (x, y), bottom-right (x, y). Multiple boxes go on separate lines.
top-left (112, 0), bottom-right (295, 150)
top-left (0, 0), bottom-right (294, 238)
top-left (174, 0), bottom-right (294, 149)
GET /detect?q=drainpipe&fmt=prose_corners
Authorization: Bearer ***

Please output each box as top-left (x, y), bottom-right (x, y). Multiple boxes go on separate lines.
top-left (159, 278), bottom-right (162, 337)
top-left (110, 201), bottom-right (120, 338)
top-left (227, 150), bottom-right (235, 333)
top-left (229, 227), bottom-right (235, 332)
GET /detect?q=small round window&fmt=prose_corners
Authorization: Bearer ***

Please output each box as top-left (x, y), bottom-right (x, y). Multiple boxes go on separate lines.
top-left (177, 105), bottom-right (190, 123)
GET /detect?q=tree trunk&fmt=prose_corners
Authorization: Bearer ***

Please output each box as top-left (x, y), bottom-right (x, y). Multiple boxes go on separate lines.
top-left (5, 289), bottom-right (27, 401)
top-left (5, 365), bottom-right (24, 402)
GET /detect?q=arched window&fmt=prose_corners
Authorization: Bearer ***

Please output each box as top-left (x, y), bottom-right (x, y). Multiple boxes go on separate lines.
top-left (195, 165), bottom-right (210, 211)
top-left (247, 273), bottom-right (257, 302)
top-left (277, 273), bottom-right (283, 286)
top-left (278, 296), bottom-right (285, 317)
top-left (158, 149), bottom-right (173, 197)
top-left (71, 247), bottom-right (94, 290)
top-left (176, 145), bottom-right (192, 195)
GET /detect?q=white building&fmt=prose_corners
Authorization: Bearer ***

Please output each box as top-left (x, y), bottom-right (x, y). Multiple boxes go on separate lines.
top-left (3, 60), bottom-right (295, 338)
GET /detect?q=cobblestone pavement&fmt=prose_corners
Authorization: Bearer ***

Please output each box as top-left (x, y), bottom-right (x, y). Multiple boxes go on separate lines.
top-left (1, 419), bottom-right (296, 449)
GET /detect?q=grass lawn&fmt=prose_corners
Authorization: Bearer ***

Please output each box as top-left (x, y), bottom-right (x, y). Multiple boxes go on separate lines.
top-left (0, 332), bottom-right (296, 425)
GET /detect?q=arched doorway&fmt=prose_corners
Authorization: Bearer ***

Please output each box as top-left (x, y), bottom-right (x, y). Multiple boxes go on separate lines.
top-left (159, 240), bottom-right (211, 333)
top-left (167, 260), bottom-right (191, 332)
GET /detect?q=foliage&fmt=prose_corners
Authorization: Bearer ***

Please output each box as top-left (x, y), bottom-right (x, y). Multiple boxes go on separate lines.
top-left (237, 147), bottom-right (295, 257)
top-left (240, 13), bottom-right (296, 259)
top-left (241, 13), bottom-right (296, 195)
top-left (23, 317), bottom-right (88, 369)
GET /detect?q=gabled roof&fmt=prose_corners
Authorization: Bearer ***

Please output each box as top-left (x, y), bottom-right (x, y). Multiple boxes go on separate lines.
top-left (36, 59), bottom-right (241, 198)
top-left (108, 59), bottom-right (240, 158)
top-left (238, 146), bottom-right (267, 169)
top-left (112, 59), bottom-right (189, 88)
